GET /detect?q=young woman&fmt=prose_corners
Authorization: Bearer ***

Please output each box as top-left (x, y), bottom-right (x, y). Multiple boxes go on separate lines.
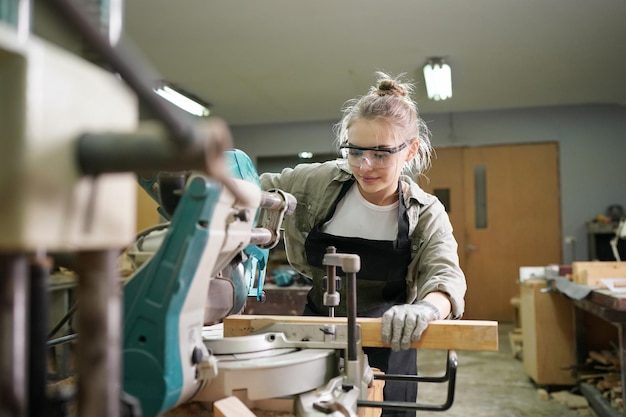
top-left (260, 72), bottom-right (466, 417)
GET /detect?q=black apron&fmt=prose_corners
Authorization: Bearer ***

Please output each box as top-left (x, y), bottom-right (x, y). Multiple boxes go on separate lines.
top-left (303, 179), bottom-right (417, 417)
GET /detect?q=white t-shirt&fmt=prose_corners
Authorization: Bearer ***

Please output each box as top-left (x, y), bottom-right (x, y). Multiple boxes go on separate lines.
top-left (322, 184), bottom-right (398, 241)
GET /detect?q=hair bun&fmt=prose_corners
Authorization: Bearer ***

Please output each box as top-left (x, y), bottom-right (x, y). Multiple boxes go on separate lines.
top-left (377, 80), bottom-right (407, 97)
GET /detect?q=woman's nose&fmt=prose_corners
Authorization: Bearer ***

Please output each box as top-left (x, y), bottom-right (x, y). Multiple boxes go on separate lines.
top-left (359, 156), bottom-right (374, 169)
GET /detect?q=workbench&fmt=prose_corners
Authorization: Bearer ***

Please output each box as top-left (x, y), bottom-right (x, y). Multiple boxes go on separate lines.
top-left (519, 277), bottom-right (621, 409)
top-left (572, 290), bottom-right (626, 417)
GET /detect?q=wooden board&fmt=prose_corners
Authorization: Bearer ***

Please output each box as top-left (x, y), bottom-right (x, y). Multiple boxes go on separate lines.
top-left (572, 261), bottom-right (626, 288)
top-left (223, 315), bottom-right (499, 351)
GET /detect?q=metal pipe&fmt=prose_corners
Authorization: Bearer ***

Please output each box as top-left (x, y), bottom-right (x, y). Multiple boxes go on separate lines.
top-left (47, 302), bottom-right (78, 340)
top-left (346, 271), bottom-right (357, 362)
top-left (76, 132), bottom-right (207, 176)
top-left (259, 190), bottom-right (296, 214)
top-left (579, 382), bottom-right (622, 417)
top-left (76, 250), bottom-right (121, 417)
top-left (322, 252), bottom-right (360, 361)
top-left (0, 253), bottom-right (29, 417)
top-left (47, 334), bottom-right (78, 348)
top-left (248, 228), bottom-right (273, 246)
top-left (259, 192), bottom-right (285, 211)
top-left (75, 126), bottom-right (245, 206)
top-left (614, 322), bottom-right (626, 414)
top-left (326, 247), bottom-right (337, 318)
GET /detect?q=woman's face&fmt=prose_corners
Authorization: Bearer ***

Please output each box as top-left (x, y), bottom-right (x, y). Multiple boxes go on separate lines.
top-left (345, 118), bottom-right (414, 205)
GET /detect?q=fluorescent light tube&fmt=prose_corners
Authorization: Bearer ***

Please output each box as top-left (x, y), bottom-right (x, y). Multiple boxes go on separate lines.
top-left (423, 60), bottom-right (452, 101)
top-left (154, 85), bottom-right (210, 117)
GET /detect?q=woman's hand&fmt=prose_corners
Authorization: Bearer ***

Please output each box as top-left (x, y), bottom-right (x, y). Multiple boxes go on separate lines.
top-left (381, 301), bottom-right (440, 351)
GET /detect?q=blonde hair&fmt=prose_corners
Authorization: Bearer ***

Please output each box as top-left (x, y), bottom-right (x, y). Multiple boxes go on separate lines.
top-left (334, 72), bottom-right (433, 176)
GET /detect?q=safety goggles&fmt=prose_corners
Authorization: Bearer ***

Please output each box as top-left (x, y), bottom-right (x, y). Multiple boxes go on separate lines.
top-left (339, 142), bottom-right (408, 168)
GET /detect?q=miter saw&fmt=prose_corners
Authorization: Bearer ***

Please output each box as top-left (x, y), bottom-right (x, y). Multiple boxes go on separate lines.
top-left (120, 151), bottom-right (459, 417)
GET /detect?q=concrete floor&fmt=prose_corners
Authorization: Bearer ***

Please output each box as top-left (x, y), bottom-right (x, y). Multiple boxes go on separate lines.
top-left (414, 322), bottom-right (583, 417)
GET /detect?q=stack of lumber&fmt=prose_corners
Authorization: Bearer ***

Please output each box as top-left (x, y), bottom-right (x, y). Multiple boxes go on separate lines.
top-left (577, 349), bottom-right (623, 413)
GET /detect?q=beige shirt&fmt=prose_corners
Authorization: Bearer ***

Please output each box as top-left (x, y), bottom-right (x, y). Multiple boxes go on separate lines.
top-left (260, 159), bottom-right (467, 318)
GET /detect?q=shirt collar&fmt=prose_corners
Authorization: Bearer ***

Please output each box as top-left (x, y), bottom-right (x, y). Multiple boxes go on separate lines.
top-left (400, 175), bottom-right (432, 206)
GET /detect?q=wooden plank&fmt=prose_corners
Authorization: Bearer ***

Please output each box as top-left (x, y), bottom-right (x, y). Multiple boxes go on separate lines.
top-left (223, 315), bottom-right (498, 351)
top-left (572, 261), bottom-right (626, 288)
top-left (214, 396), bottom-right (257, 417)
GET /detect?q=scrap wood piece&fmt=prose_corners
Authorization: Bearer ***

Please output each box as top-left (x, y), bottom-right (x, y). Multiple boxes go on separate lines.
top-left (596, 379), bottom-right (622, 391)
top-left (214, 396), bottom-right (257, 417)
top-left (551, 391), bottom-right (589, 409)
top-left (223, 315), bottom-right (498, 351)
top-left (589, 350), bottom-right (614, 366)
top-left (601, 349), bottom-right (621, 367)
top-left (579, 372), bottom-right (618, 382)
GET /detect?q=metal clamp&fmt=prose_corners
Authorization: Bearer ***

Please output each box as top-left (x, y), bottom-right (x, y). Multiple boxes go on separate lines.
top-left (357, 350), bottom-right (458, 412)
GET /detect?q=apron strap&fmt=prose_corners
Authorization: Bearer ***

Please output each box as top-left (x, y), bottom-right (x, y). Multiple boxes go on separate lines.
top-left (319, 178), bottom-right (355, 224)
top-left (395, 182), bottom-right (411, 250)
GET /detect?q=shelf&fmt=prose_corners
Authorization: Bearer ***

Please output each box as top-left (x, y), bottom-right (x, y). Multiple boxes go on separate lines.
top-left (587, 221), bottom-right (626, 261)
top-left (588, 221), bottom-right (620, 234)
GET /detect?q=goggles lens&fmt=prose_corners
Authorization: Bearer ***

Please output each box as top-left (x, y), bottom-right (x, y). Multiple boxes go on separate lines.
top-left (339, 142), bottom-right (408, 168)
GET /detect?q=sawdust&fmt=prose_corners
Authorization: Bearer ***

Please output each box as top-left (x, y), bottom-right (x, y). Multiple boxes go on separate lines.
top-left (162, 402), bottom-right (213, 416)
top-left (163, 402), bottom-right (295, 417)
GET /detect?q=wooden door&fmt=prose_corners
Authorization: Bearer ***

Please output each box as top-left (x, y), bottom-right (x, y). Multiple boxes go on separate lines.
top-left (421, 143), bottom-right (561, 321)
top-left (463, 143), bottom-right (561, 320)
top-left (136, 184), bottom-right (161, 232)
top-left (420, 147), bottom-right (466, 270)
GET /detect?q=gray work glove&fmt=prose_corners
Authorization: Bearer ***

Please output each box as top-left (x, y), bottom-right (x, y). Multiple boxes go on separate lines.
top-left (381, 301), bottom-right (441, 352)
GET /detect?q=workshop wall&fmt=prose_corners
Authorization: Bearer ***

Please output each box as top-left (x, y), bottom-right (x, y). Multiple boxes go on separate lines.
top-left (231, 103), bottom-right (626, 265)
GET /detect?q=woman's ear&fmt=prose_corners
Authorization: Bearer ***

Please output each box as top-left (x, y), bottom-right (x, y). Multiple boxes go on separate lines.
top-left (406, 139), bottom-right (420, 161)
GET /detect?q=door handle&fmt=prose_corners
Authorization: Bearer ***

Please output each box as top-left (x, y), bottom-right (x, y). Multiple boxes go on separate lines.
top-left (466, 243), bottom-right (478, 252)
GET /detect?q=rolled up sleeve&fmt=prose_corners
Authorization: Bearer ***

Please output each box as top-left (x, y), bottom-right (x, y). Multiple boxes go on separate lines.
top-left (406, 199), bottom-right (466, 319)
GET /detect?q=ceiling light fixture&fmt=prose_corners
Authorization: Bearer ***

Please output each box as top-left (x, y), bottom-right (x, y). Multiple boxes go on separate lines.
top-left (298, 151), bottom-right (314, 159)
top-left (154, 84), bottom-right (211, 117)
top-left (423, 57), bottom-right (452, 101)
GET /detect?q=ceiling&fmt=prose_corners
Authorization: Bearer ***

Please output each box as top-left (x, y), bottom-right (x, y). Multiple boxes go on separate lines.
top-left (123, 0), bottom-right (626, 127)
